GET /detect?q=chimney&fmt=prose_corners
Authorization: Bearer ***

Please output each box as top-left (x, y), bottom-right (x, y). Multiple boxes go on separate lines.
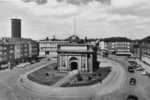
top-left (11, 18), bottom-right (21, 38)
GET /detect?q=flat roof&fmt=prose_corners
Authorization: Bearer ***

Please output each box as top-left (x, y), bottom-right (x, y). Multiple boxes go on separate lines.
top-left (58, 43), bottom-right (93, 46)
top-left (57, 50), bottom-right (94, 54)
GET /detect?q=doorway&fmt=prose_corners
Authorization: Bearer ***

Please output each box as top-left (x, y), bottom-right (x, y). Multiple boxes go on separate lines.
top-left (70, 62), bottom-right (78, 70)
top-left (69, 57), bottom-right (78, 71)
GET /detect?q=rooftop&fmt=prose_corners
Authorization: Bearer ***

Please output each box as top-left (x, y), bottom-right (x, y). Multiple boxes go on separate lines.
top-left (101, 37), bottom-right (131, 42)
top-left (141, 36), bottom-right (150, 43)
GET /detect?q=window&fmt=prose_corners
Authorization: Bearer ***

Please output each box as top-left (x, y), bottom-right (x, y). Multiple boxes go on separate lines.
top-left (0, 52), bottom-right (2, 55)
top-left (3, 47), bottom-right (7, 50)
top-left (81, 56), bottom-right (86, 69)
top-left (61, 56), bottom-right (66, 67)
top-left (3, 52), bottom-right (7, 55)
top-left (9, 50), bottom-right (14, 53)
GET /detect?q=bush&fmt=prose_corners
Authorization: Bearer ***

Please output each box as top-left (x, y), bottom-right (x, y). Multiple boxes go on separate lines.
top-left (77, 74), bottom-right (83, 81)
top-left (61, 67), bottom-right (111, 87)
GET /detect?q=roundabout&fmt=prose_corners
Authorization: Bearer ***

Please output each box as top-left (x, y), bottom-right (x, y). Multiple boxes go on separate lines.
top-left (16, 57), bottom-right (126, 99)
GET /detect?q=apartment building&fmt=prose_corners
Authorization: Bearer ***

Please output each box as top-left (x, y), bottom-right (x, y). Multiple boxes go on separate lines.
top-left (0, 39), bottom-right (15, 67)
top-left (39, 38), bottom-right (70, 57)
top-left (0, 38), bottom-right (39, 67)
top-left (25, 39), bottom-right (39, 59)
top-left (141, 36), bottom-right (150, 56)
top-left (102, 37), bottom-right (132, 56)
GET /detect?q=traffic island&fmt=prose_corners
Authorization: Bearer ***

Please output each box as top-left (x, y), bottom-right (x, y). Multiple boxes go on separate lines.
top-left (27, 63), bottom-right (68, 86)
top-left (61, 67), bottom-right (111, 87)
top-left (17, 57), bottom-right (125, 98)
top-left (27, 62), bottom-right (111, 87)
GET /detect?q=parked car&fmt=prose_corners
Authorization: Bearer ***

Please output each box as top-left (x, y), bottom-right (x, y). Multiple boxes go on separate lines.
top-left (128, 67), bottom-right (135, 73)
top-left (137, 70), bottom-right (147, 75)
top-left (128, 60), bottom-right (138, 66)
top-left (136, 67), bottom-right (145, 71)
top-left (136, 64), bottom-right (142, 68)
top-left (0, 64), bottom-right (9, 69)
top-left (30, 60), bottom-right (36, 64)
top-left (129, 78), bottom-right (136, 86)
top-left (16, 62), bottom-right (30, 68)
top-left (47, 58), bottom-right (51, 61)
top-left (145, 73), bottom-right (150, 77)
top-left (128, 60), bottom-right (140, 69)
top-left (127, 94), bottom-right (138, 100)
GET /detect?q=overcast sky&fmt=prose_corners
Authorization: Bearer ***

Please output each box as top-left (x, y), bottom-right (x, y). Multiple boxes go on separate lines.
top-left (0, 0), bottom-right (150, 40)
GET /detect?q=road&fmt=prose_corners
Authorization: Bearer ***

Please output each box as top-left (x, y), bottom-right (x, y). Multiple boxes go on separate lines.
top-left (0, 55), bottom-right (143, 100)
top-left (0, 56), bottom-right (125, 100)
top-left (0, 59), bottom-right (55, 100)
top-left (100, 55), bottom-right (150, 100)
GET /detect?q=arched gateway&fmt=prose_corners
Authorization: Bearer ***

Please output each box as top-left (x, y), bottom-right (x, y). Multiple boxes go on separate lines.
top-left (57, 43), bottom-right (98, 73)
top-left (69, 57), bottom-right (78, 70)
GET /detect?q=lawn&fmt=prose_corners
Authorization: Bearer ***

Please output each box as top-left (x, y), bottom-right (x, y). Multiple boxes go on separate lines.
top-left (61, 67), bottom-right (112, 87)
top-left (27, 64), bottom-right (111, 87)
top-left (27, 63), bottom-right (67, 86)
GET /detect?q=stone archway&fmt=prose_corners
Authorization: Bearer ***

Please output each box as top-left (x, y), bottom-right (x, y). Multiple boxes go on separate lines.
top-left (70, 62), bottom-right (78, 70)
top-left (69, 57), bottom-right (78, 71)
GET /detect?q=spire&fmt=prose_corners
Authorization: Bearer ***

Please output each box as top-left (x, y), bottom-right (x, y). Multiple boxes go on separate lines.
top-left (73, 16), bottom-right (77, 35)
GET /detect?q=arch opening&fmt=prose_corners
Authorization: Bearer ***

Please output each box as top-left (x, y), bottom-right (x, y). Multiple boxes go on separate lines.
top-left (69, 57), bottom-right (78, 71)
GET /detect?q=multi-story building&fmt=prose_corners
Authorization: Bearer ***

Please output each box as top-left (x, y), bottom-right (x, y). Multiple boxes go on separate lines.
top-left (13, 39), bottom-right (29, 62)
top-left (130, 36), bottom-right (150, 64)
top-left (102, 37), bottom-right (132, 56)
top-left (141, 36), bottom-right (150, 56)
top-left (0, 39), bottom-right (15, 67)
top-left (11, 19), bottom-right (21, 38)
top-left (25, 39), bottom-right (39, 59)
top-left (0, 38), bottom-right (39, 66)
top-left (130, 39), bottom-right (141, 58)
top-left (39, 38), bottom-right (70, 57)
top-left (39, 35), bottom-right (100, 57)
top-left (0, 18), bottom-right (39, 69)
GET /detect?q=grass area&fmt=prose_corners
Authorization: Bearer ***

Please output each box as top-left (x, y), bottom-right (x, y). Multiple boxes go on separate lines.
top-left (27, 63), bottom-right (67, 86)
top-left (61, 67), bottom-right (112, 87)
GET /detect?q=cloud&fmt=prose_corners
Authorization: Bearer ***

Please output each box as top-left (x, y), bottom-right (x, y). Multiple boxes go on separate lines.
top-left (22, 0), bottom-right (47, 5)
top-left (57, 0), bottom-right (92, 5)
top-left (21, 0), bottom-right (111, 6)
top-left (56, 0), bottom-right (111, 5)
top-left (8, 0), bottom-right (80, 17)
top-left (1, 0), bottom-right (150, 39)
top-left (111, 0), bottom-right (149, 8)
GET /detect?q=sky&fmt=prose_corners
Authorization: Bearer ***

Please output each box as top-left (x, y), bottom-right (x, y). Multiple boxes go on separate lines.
top-left (0, 0), bottom-right (150, 40)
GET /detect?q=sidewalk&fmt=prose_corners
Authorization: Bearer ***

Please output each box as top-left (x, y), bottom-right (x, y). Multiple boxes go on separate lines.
top-left (53, 70), bottom-right (78, 87)
top-left (135, 59), bottom-right (150, 72)
top-left (142, 55), bottom-right (150, 66)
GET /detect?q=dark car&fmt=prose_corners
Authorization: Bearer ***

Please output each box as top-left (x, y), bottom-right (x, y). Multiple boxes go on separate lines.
top-left (128, 67), bottom-right (135, 73)
top-left (127, 94), bottom-right (138, 100)
top-left (47, 58), bottom-right (51, 61)
top-left (145, 72), bottom-right (150, 77)
top-left (128, 61), bottom-right (138, 66)
top-left (129, 78), bottom-right (136, 86)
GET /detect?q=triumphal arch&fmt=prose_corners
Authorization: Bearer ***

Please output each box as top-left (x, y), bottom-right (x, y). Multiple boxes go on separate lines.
top-left (57, 43), bottom-right (98, 73)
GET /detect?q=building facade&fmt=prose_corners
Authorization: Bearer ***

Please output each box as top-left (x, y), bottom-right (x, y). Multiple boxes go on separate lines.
top-left (25, 39), bottom-right (39, 59)
top-left (57, 43), bottom-right (99, 73)
top-left (0, 38), bottom-right (39, 67)
top-left (0, 40), bottom-right (14, 64)
top-left (0, 18), bottom-right (39, 68)
top-left (102, 37), bottom-right (132, 56)
top-left (39, 39), bottom-right (70, 57)
top-left (141, 37), bottom-right (150, 56)
top-left (11, 19), bottom-right (21, 38)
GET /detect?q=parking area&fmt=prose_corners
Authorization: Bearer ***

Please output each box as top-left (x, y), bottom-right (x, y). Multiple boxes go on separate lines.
top-left (127, 59), bottom-right (150, 77)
